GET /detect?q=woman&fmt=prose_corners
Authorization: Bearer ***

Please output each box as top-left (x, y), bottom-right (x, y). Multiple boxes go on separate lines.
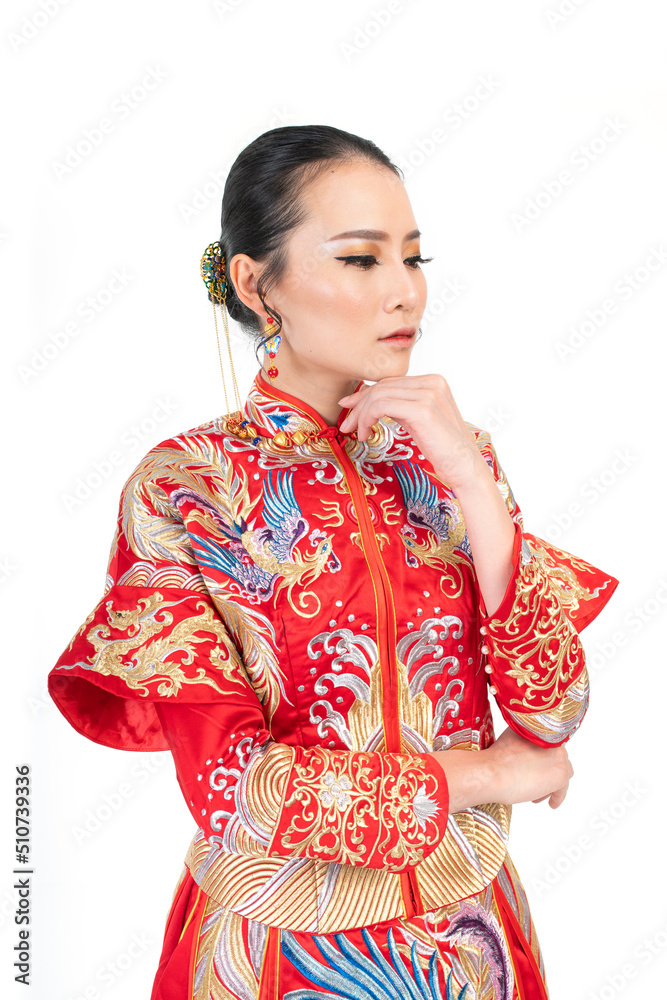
top-left (48, 125), bottom-right (619, 999)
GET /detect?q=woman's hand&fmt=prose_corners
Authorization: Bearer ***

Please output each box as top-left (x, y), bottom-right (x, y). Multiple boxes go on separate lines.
top-left (340, 373), bottom-right (517, 619)
top-left (433, 726), bottom-right (574, 813)
top-left (485, 727), bottom-right (574, 809)
top-left (338, 374), bottom-right (485, 492)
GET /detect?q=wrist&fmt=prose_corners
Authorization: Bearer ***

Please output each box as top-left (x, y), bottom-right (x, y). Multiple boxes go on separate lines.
top-left (433, 747), bottom-right (499, 813)
top-left (433, 448), bottom-right (490, 497)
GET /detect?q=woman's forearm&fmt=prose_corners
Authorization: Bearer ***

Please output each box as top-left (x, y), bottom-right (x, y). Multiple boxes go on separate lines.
top-left (433, 748), bottom-right (499, 813)
top-left (434, 451), bottom-right (516, 618)
top-left (433, 728), bottom-right (574, 813)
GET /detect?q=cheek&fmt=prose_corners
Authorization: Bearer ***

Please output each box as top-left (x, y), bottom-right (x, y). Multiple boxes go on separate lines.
top-left (291, 276), bottom-right (371, 328)
top-left (285, 275), bottom-right (340, 322)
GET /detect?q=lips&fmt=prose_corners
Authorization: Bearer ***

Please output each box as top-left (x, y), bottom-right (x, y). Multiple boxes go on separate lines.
top-left (380, 327), bottom-right (416, 340)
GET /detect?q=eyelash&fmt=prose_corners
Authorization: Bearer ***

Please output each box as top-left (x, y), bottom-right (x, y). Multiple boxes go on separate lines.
top-left (334, 254), bottom-right (434, 270)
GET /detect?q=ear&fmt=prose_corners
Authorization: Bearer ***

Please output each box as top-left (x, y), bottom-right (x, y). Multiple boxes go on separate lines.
top-left (229, 253), bottom-right (264, 317)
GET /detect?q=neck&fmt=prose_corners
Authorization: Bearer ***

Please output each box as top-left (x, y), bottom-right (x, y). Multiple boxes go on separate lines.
top-left (260, 362), bottom-right (360, 426)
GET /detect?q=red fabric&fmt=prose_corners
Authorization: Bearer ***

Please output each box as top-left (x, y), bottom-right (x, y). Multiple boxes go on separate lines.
top-left (150, 870), bottom-right (205, 1000)
top-left (48, 371), bottom-right (620, 994)
top-left (493, 880), bottom-right (549, 1000)
top-left (152, 699), bottom-right (449, 871)
top-left (148, 862), bottom-right (551, 998)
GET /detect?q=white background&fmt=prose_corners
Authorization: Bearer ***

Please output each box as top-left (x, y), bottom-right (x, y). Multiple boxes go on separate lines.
top-left (2, 1), bottom-right (665, 998)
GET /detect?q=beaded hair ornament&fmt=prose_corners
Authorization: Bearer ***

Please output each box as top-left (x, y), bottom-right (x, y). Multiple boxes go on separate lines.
top-left (200, 241), bottom-right (282, 414)
top-left (199, 241), bottom-right (358, 449)
top-left (200, 241), bottom-right (295, 444)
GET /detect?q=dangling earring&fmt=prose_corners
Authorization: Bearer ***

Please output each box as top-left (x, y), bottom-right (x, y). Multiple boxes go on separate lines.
top-left (200, 241), bottom-right (242, 416)
top-left (264, 316), bottom-right (281, 381)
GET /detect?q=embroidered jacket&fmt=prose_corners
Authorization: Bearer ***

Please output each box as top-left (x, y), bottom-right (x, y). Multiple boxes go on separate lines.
top-left (48, 371), bottom-right (619, 933)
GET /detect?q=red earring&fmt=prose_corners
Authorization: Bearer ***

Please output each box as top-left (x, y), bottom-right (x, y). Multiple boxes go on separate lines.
top-left (264, 316), bottom-right (280, 380)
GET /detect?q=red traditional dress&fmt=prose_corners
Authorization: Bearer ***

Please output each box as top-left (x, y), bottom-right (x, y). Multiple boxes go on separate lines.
top-left (49, 371), bottom-right (619, 999)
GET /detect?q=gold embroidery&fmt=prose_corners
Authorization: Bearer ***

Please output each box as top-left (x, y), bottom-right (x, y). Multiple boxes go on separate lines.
top-left (505, 666), bottom-right (589, 742)
top-left (314, 500), bottom-right (344, 527)
top-left (242, 524), bottom-right (338, 620)
top-left (210, 597), bottom-right (290, 720)
top-left (277, 750), bottom-right (442, 870)
top-left (67, 608), bottom-right (95, 652)
top-left (233, 743), bottom-right (294, 854)
top-left (193, 903), bottom-right (259, 1000)
top-left (348, 656), bottom-right (432, 753)
top-left (79, 592), bottom-right (247, 698)
top-left (485, 557), bottom-right (583, 710)
top-left (524, 534), bottom-right (606, 616)
top-left (380, 496), bottom-right (403, 525)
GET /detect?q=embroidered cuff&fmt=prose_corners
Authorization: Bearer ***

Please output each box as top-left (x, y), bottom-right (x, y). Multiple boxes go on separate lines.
top-left (266, 746), bottom-right (449, 871)
top-left (478, 522), bottom-right (586, 715)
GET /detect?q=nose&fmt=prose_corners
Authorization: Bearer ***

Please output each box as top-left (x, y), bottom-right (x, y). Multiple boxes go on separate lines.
top-left (383, 257), bottom-right (421, 311)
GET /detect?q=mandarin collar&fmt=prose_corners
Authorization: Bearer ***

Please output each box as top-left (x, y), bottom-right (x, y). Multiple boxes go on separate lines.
top-left (243, 369), bottom-right (364, 437)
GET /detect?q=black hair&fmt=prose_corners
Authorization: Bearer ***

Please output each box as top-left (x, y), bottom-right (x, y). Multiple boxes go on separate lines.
top-left (211, 124), bottom-right (404, 351)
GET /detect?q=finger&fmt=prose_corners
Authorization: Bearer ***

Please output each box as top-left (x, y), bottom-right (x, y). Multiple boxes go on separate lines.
top-left (341, 378), bottom-right (452, 413)
top-left (338, 383), bottom-right (372, 406)
top-left (548, 784), bottom-right (569, 809)
top-left (341, 397), bottom-right (416, 438)
top-left (340, 390), bottom-right (451, 436)
top-left (340, 376), bottom-right (428, 403)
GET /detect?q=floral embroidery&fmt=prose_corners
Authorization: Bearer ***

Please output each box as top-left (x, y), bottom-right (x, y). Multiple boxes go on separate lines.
top-left (319, 772), bottom-right (353, 810)
top-left (49, 370), bottom-right (619, 940)
top-left (271, 748), bottom-right (445, 871)
top-left (412, 782), bottom-right (441, 830)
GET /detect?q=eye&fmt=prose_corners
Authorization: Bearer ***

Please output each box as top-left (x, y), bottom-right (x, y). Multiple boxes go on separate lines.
top-left (334, 255), bottom-right (378, 269)
top-left (405, 255), bottom-right (434, 269)
top-left (334, 253), bottom-right (434, 270)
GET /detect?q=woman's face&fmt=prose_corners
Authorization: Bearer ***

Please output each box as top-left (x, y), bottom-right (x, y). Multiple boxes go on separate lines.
top-left (258, 158), bottom-right (428, 389)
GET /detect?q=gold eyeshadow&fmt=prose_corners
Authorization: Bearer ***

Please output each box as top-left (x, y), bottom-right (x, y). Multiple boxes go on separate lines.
top-left (335, 244), bottom-right (421, 256)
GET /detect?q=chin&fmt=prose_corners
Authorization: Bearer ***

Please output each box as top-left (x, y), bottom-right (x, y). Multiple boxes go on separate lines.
top-left (363, 353), bottom-right (412, 382)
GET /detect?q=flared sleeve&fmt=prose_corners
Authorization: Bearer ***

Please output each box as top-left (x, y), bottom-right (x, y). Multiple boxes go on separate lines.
top-left (48, 443), bottom-right (449, 872)
top-left (475, 430), bottom-right (620, 748)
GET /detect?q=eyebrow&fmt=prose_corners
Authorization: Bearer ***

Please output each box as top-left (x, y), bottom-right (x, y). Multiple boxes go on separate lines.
top-left (326, 228), bottom-right (422, 242)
